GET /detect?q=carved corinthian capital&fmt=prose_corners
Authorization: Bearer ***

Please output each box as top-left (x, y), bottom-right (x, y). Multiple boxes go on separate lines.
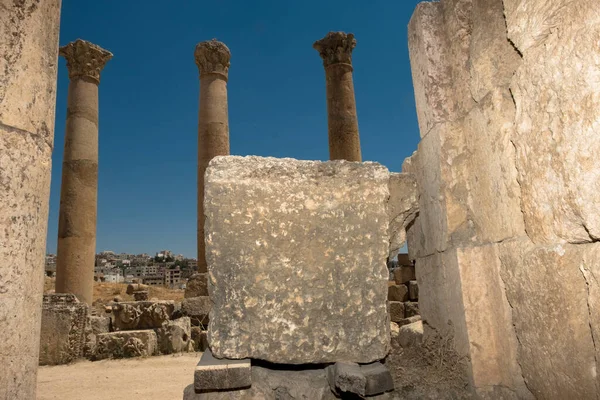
top-left (59, 39), bottom-right (113, 84)
top-left (194, 39), bottom-right (231, 80)
top-left (313, 32), bottom-right (357, 67)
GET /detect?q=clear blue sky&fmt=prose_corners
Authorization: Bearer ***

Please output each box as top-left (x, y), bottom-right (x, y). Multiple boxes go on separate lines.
top-left (46, 0), bottom-right (422, 258)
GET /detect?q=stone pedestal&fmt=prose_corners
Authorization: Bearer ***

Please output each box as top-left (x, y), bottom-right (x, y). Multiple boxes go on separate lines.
top-left (194, 40), bottom-right (231, 273)
top-left (314, 32), bottom-right (362, 162)
top-left (0, 2), bottom-right (61, 399)
top-left (55, 39), bottom-right (112, 305)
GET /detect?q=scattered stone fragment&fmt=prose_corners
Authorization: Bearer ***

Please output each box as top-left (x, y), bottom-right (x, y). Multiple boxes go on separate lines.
top-left (184, 363), bottom-right (337, 399)
top-left (191, 327), bottom-right (209, 352)
top-left (93, 330), bottom-right (157, 360)
top-left (206, 156), bottom-right (391, 364)
top-left (126, 283), bottom-right (149, 295)
top-left (388, 284), bottom-right (409, 302)
top-left (408, 280), bottom-right (419, 300)
top-left (404, 301), bottom-right (419, 318)
top-left (397, 315), bottom-right (422, 327)
top-left (89, 315), bottom-right (110, 334)
top-left (389, 301), bottom-right (405, 323)
top-left (390, 322), bottom-right (400, 340)
top-left (194, 349), bottom-right (251, 392)
top-left (326, 362), bottom-right (366, 396)
top-left (156, 316), bottom-right (191, 354)
top-left (182, 296), bottom-right (211, 328)
top-left (185, 273), bottom-right (210, 298)
top-left (398, 320), bottom-right (424, 348)
top-left (39, 294), bottom-right (88, 366)
top-left (361, 362), bottom-right (395, 396)
top-left (133, 291), bottom-right (149, 301)
top-left (394, 265), bottom-right (416, 284)
top-left (110, 300), bottom-right (175, 330)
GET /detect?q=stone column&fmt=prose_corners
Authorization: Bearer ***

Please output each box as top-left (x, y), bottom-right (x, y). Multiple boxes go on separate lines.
top-left (194, 40), bottom-right (231, 273)
top-left (55, 40), bottom-right (112, 305)
top-left (0, 1), bottom-right (61, 399)
top-left (314, 32), bottom-right (362, 162)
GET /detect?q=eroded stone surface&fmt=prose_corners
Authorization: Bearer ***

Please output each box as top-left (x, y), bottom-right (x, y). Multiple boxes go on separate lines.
top-left (93, 330), bottom-right (157, 360)
top-left (156, 316), bottom-right (192, 354)
top-left (182, 296), bottom-right (211, 328)
top-left (185, 273), bottom-right (209, 298)
top-left (388, 285), bottom-right (408, 302)
top-left (109, 301), bottom-right (175, 331)
top-left (388, 173), bottom-right (419, 258)
top-left (38, 294), bottom-right (88, 365)
top-left (326, 362), bottom-right (366, 396)
top-left (206, 156), bottom-right (390, 364)
top-left (194, 349), bottom-right (251, 391)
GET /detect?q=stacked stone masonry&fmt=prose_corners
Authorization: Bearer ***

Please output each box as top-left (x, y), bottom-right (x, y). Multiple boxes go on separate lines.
top-left (405, 0), bottom-right (600, 398)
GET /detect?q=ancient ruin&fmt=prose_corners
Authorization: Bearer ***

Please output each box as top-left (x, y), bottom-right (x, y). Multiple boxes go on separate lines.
top-left (314, 32), bottom-right (362, 162)
top-left (195, 39), bottom-right (231, 276)
top-left (2, 0), bottom-right (600, 399)
top-left (55, 39), bottom-right (112, 305)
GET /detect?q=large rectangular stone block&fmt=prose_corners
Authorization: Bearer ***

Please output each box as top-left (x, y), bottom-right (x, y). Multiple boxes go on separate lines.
top-left (38, 294), bottom-right (88, 365)
top-left (205, 156), bottom-right (391, 364)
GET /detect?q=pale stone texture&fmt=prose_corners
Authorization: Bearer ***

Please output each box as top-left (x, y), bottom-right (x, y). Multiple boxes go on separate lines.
top-left (93, 330), bottom-right (158, 360)
top-left (0, 1), bottom-right (61, 399)
top-left (109, 301), bottom-right (175, 330)
top-left (181, 296), bottom-right (211, 327)
top-left (185, 273), bottom-right (209, 297)
top-left (506, 0), bottom-right (600, 244)
top-left (194, 350), bottom-right (251, 391)
top-left (388, 173), bottom-right (418, 258)
top-left (387, 285), bottom-right (408, 302)
top-left (38, 294), bottom-right (88, 365)
top-left (195, 40), bottom-right (231, 273)
top-left (55, 40), bottom-right (112, 305)
top-left (314, 32), bottom-right (362, 162)
top-left (398, 320), bottom-right (423, 348)
top-left (156, 316), bottom-right (192, 354)
top-left (499, 240), bottom-right (599, 399)
top-left (206, 156), bottom-right (390, 363)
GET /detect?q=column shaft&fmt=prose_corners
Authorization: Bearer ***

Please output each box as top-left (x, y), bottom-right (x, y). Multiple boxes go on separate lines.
top-left (325, 64), bottom-right (361, 161)
top-left (195, 40), bottom-right (231, 273)
top-left (0, 1), bottom-right (61, 399)
top-left (55, 78), bottom-right (99, 305)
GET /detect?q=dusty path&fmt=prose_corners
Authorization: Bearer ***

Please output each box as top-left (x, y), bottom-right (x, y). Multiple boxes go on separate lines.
top-left (37, 353), bottom-right (200, 400)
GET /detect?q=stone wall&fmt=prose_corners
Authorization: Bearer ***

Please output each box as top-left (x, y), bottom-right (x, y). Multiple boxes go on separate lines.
top-left (404, 0), bottom-right (600, 398)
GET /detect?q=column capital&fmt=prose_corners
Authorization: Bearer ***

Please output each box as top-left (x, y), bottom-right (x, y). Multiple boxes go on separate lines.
top-left (313, 32), bottom-right (356, 68)
top-left (59, 39), bottom-right (112, 84)
top-left (195, 39), bottom-right (231, 80)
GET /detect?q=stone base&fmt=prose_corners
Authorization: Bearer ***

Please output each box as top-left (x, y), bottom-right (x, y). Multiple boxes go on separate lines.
top-left (182, 296), bottom-right (211, 328)
top-left (185, 358), bottom-right (395, 399)
top-left (194, 349), bottom-right (251, 392)
top-left (39, 294), bottom-right (88, 365)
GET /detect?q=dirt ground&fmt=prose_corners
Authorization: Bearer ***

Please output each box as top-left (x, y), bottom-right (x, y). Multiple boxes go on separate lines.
top-left (37, 353), bottom-right (200, 400)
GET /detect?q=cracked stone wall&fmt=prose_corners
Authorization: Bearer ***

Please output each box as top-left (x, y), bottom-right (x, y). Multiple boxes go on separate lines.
top-left (0, 1), bottom-right (62, 399)
top-left (404, 0), bottom-right (600, 398)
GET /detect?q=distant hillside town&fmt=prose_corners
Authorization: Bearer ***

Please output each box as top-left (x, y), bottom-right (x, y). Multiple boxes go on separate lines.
top-left (44, 250), bottom-right (196, 289)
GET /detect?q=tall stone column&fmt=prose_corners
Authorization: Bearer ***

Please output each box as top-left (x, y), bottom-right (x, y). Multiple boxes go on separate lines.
top-left (314, 32), bottom-right (362, 162)
top-left (55, 40), bottom-right (112, 305)
top-left (195, 40), bottom-right (231, 273)
top-left (0, 1), bottom-right (61, 399)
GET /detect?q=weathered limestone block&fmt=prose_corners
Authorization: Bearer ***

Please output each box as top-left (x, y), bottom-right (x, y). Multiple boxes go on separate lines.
top-left (387, 285), bottom-right (408, 302)
top-left (397, 315), bottom-right (421, 328)
top-left (109, 301), bottom-right (175, 331)
top-left (0, 2), bottom-right (61, 398)
top-left (326, 362), bottom-right (366, 396)
top-left (394, 265), bottom-right (416, 284)
top-left (398, 320), bottom-right (424, 348)
top-left (507, 2), bottom-right (600, 244)
top-left (361, 362), bottom-right (395, 396)
top-left (156, 317), bottom-right (192, 354)
top-left (181, 296), bottom-right (211, 328)
top-left (185, 363), bottom-right (337, 400)
top-left (404, 302), bottom-right (419, 318)
top-left (499, 240), bottom-right (600, 399)
top-left (38, 294), bottom-right (88, 365)
top-left (388, 301), bottom-right (405, 323)
top-left (94, 330), bottom-right (157, 360)
top-left (83, 314), bottom-right (110, 358)
top-left (194, 349), bottom-right (251, 392)
top-left (388, 173), bottom-right (418, 258)
top-left (404, 90), bottom-right (525, 258)
top-left (205, 156), bottom-right (390, 364)
top-left (416, 245), bottom-right (530, 398)
top-left (185, 273), bottom-right (209, 298)
top-left (468, 0), bottom-right (521, 102)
